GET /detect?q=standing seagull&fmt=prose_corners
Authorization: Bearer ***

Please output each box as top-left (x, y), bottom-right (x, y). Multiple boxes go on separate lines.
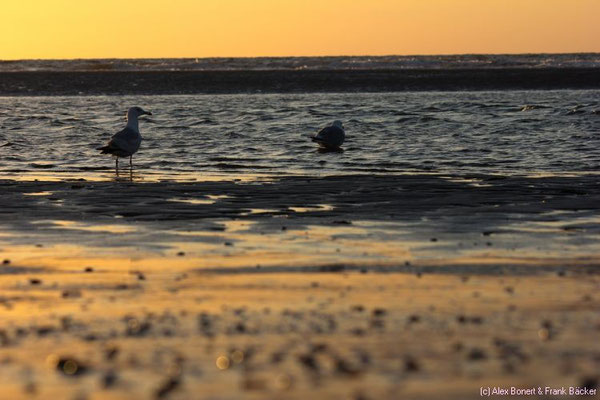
top-left (97, 106), bottom-right (152, 171)
top-left (312, 120), bottom-right (345, 150)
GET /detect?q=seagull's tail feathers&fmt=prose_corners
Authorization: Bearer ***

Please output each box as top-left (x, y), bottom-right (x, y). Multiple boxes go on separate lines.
top-left (97, 145), bottom-right (113, 154)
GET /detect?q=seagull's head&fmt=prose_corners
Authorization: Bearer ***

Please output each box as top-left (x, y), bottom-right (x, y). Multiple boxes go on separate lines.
top-left (332, 120), bottom-right (344, 129)
top-left (127, 106), bottom-right (152, 120)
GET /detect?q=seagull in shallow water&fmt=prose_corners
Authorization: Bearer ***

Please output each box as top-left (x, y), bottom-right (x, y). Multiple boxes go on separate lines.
top-left (312, 120), bottom-right (345, 150)
top-left (97, 106), bottom-right (152, 171)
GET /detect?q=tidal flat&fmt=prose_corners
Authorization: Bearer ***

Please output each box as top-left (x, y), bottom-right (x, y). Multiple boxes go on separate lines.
top-left (0, 174), bottom-right (599, 399)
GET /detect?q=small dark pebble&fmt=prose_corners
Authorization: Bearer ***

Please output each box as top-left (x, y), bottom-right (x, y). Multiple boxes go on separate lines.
top-left (105, 346), bottom-right (120, 361)
top-left (84, 267), bottom-right (94, 273)
top-left (467, 348), bottom-right (487, 361)
top-left (36, 326), bottom-right (55, 336)
top-left (557, 270), bottom-right (566, 277)
top-left (155, 376), bottom-right (180, 399)
top-left (176, 252), bottom-right (185, 257)
top-left (372, 308), bottom-right (387, 317)
top-left (83, 334), bottom-right (98, 342)
top-left (493, 338), bottom-right (528, 362)
top-left (453, 342), bottom-right (464, 352)
top-left (281, 226), bottom-right (287, 231)
top-left (404, 356), bottom-right (420, 372)
top-left (351, 305), bottom-right (364, 312)
top-left (335, 357), bottom-right (361, 376)
top-left (580, 377), bottom-right (598, 391)
top-left (61, 289), bottom-right (82, 298)
top-left (482, 231), bottom-right (493, 236)
top-left (15, 328), bottom-right (27, 337)
top-left (430, 238), bottom-right (438, 242)
top-left (504, 286), bottom-right (514, 294)
top-left (298, 354), bottom-right (319, 371)
top-left (234, 322), bottom-right (246, 333)
top-left (456, 315), bottom-right (483, 324)
top-left (56, 357), bottom-right (88, 377)
top-left (29, 278), bottom-right (42, 285)
top-left (224, 242), bottom-right (233, 246)
top-left (102, 370), bottom-right (118, 388)
top-left (541, 320), bottom-right (553, 329)
top-left (132, 272), bottom-right (146, 280)
top-left (0, 330), bottom-right (10, 346)
top-left (408, 314), bottom-right (421, 323)
top-left (2, 259), bottom-right (10, 265)
top-left (126, 321), bottom-right (152, 337)
top-left (271, 351), bottom-right (285, 364)
top-left (350, 328), bottom-right (366, 336)
top-left (310, 343), bottom-right (328, 353)
top-left (332, 220), bottom-right (352, 225)
top-left (356, 350), bottom-right (371, 365)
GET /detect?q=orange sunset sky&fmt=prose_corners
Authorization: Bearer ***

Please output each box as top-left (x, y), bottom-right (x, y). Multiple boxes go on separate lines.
top-left (1, 0), bottom-right (599, 60)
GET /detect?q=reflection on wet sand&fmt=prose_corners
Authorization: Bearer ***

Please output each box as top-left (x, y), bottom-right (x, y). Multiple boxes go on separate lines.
top-left (0, 174), bottom-right (599, 399)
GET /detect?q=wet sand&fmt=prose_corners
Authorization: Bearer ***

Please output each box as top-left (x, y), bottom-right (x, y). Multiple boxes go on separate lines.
top-left (1, 68), bottom-right (600, 96)
top-left (0, 174), bottom-right (599, 399)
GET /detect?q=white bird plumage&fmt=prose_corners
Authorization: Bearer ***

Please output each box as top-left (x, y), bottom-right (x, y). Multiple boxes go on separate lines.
top-left (97, 106), bottom-right (152, 171)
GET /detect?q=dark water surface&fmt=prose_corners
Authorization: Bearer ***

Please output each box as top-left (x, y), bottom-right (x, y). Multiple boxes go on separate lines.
top-left (0, 90), bottom-right (598, 180)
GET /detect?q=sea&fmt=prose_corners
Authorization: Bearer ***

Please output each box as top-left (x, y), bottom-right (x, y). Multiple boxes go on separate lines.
top-left (0, 54), bottom-right (599, 180)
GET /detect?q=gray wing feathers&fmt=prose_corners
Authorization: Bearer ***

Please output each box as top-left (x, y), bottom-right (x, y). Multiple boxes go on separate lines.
top-left (98, 127), bottom-right (141, 156)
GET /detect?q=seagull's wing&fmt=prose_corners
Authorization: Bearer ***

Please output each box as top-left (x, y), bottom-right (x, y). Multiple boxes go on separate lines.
top-left (97, 127), bottom-right (140, 156)
top-left (313, 126), bottom-right (345, 147)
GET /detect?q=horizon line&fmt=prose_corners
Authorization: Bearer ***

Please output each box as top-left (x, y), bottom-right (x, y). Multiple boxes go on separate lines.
top-left (2, 51), bottom-right (600, 63)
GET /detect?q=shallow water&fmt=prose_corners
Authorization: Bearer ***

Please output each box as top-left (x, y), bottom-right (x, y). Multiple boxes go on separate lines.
top-left (0, 90), bottom-right (599, 180)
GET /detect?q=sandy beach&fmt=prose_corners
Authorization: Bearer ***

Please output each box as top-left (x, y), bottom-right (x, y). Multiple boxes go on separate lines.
top-left (1, 174), bottom-right (599, 399)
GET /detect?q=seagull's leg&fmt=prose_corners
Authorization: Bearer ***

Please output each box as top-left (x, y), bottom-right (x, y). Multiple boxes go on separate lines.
top-left (129, 155), bottom-right (132, 169)
top-left (115, 158), bottom-right (119, 175)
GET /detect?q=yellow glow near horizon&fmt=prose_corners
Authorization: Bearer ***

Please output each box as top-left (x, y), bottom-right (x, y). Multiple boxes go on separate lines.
top-left (1, 0), bottom-right (599, 60)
